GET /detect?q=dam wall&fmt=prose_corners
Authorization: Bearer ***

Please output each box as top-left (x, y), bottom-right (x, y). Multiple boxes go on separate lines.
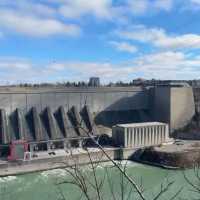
top-left (0, 87), bottom-right (148, 114)
top-left (0, 87), bottom-right (150, 144)
top-left (0, 86), bottom-right (196, 144)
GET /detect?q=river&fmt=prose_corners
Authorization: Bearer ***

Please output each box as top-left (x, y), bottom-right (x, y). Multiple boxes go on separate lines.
top-left (0, 162), bottom-right (198, 200)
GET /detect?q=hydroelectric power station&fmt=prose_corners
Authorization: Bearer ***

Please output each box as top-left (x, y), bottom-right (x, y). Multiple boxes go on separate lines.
top-left (0, 84), bottom-right (198, 175)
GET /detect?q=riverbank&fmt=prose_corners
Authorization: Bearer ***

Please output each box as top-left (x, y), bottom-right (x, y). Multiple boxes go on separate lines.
top-left (134, 140), bottom-right (200, 169)
top-left (2, 140), bottom-right (200, 177)
top-left (0, 147), bottom-right (136, 177)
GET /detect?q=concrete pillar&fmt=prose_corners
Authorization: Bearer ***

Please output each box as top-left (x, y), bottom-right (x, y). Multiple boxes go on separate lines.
top-left (0, 109), bottom-right (10, 144)
top-left (140, 127), bottom-right (142, 146)
top-left (134, 128), bottom-right (136, 147)
top-left (16, 108), bottom-right (25, 140)
top-left (158, 125), bottom-right (160, 144)
top-left (155, 125), bottom-right (158, 144)
top-left (152, 126), bottom-right (155, 145)
top-left (125, 129), bottom-right (127, 147)
top-left (142, 127), bottom-right (145, 146)
top-left (165, 125), bottom-right (169, 140)
top-left (138, 127), bottom-right (141, 146)
top-left (44, 107), bottom-right (61, 140)
top-left (129, 128), bottom-right (132, 147)
top-left (70, 106), bottom-right (88, 137)
top-left (160, 126), bottom-right (162, 142)
top-left (147, 127), bottom-right (150, 145)
top-left (144, 127), bottom-right (147, 146)
top-left (161, 125), bottom-right (163, 144)
top-left (135, 128), bottom-right (138, 148)
top-left (31, 107), bottom-right (45, 141)
top-left (127, 128), bottom-right (129, 147)
top-left (130, 128), bottom-right (132, 147)
top-left (162, 126), bottom-right (165, 142)
top-left (145, 127), bottom-right (148, 146)
top-left (149, 127), bottom-right (152, 145)
top-left (157, 126), bottom-right (160, 144)
top-left (131, 128), bottom-right (134, 147)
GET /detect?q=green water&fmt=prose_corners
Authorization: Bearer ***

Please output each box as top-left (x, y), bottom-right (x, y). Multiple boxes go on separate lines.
top-left (0, 162), bottom-right (199, 200)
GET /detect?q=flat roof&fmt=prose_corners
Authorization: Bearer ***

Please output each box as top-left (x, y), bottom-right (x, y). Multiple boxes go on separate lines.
top-left (115, 122), bottom-right (167, 128)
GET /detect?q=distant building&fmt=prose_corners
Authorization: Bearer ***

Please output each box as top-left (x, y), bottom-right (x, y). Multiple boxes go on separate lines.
top-left (88, 77), bottom-right (100, 87)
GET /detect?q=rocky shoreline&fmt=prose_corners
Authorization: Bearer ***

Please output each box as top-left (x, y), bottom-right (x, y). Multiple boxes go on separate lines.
top-left (133, 140), bottom-right (200, 169)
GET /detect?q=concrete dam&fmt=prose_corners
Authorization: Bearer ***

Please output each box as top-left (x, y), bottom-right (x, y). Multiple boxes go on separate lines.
top-left (0, 86), bottom-right (196, 145)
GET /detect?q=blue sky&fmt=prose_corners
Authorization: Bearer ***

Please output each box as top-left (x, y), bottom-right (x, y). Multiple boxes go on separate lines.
top-left (1, 0), bottom-right (200, 84)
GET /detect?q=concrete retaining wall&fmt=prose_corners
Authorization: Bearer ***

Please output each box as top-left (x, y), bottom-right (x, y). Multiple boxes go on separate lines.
top-left (151, 86), bottom-right (195, 132)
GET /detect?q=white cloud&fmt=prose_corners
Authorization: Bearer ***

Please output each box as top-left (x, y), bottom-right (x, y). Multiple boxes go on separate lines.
top-left (190, 0), bottom-right (200, 5)
top-left (1, 51), bottom-right (200, 84)
top-left (128, 0), bottom-right (148, 15)
top-left (59, 0), bottom-right (112, 19)
top-left (0, 32), bottom-right (3, 38)
top-left (0, 57), bottom-right (32, 70)
top-left (127, 0), bottom-right (173, 16)
top-left (16, 1), bottom-right (56, 17)
top-left (131, 51), bottom-right (200, 79)
top-left (109, 41), bottom-right (138, 53)
top-left (0, 10), bottom-right (80, 37)
top-left (47, 61), bottom-right (133, 80)
top-left (154, 0), bottom-right (173, 11)
top-left (117, 25), bottom-right (200, 50)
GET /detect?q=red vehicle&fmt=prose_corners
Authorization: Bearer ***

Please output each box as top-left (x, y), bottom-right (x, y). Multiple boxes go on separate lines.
top-left (7, 140), bottom-right (29, 161)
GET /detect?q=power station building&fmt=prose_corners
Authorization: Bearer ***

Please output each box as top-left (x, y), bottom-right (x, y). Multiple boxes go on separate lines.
top-left (112, 122), bottom-right (170, 148)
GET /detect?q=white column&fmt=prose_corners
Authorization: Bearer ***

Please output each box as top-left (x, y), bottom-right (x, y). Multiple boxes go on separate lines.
top-left (134, 128), bottom-right (137, 148)
top-left (160, 126), bottom-right (163, 142)
top-left (136, 128), bottom-right (139, 147)
top-left (158, 125), bottom-right (161, 144)
top-left (139, 127), bottom-right (142, 147)
top-left (149, 126), bottom-right (152, 145)
top-left (131, 128), bottom-right (133, 147)
top-left (143, 127), bottom-right (145, 146)
top-left (155, 125), bottom-right (158, 144)
top-left (165, 125), bottom-right (169, 140)
top-left (152, 126), bottom-right (155, 145)
top-left (158, 126), bottom-right (161, 144)
top-left (127, 128), bottom-right (130, 147)
top-left (125, 128), bottom-right (127, 147)
top-left (162, 126), bottom-right (165, 142)
top-left (132, 128), bottom-right (135, 147)
top-left (148, 127), bottom-right (151, 145)
top-left (146, 126), bottom-right (149, 145)
top-left (130, 128), bottom-right (133, 147)
top-left (145, 127), bottom-right (148, 146)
